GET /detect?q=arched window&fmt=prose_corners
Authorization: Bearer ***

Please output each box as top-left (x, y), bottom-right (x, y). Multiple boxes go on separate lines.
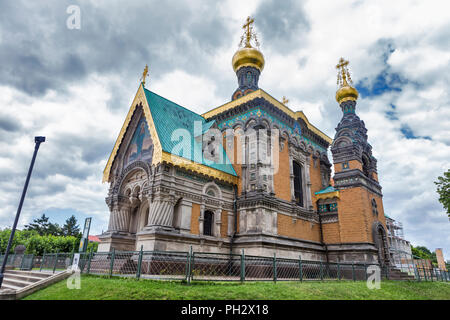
top-left (371, 199), bottom-right (378, 216)
top-left (362, 154), bottom-right (370, 178)
top-left (293, 161), bottom-right (304, 207)
top-left (203, 210), bottom-right (214, 236)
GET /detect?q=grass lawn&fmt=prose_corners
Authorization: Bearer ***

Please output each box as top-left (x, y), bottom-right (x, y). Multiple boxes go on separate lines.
top-left (24, 275), bottom-right (450, 300)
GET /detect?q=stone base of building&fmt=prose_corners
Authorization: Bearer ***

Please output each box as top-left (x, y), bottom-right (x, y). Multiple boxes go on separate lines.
top-left (326, 242), bottom-right (380, 264)
top-left (98, 231), bottom-right (383, 265)
top-left (97, 232), bottom-right (137, 252)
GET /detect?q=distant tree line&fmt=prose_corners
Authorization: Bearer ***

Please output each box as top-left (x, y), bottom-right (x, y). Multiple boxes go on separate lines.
top-left (0, 214), bottom-right (98, 255)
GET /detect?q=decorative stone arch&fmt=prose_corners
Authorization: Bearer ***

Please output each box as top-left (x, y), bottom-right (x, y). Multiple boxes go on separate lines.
top-left (335, 127), bottom-right (353, 139)
top-left (114, 160), bottom-right (152, 195)
top-left (202, 181), bottom-right (223, 200)
top-left (244, 117), bottom-right (258, 131)
top-left (258, 118), bottom-right (271, 130)
top-left (332, 136), bottom-right (353, 149)
top-left (372, 222), bottom-right (390, 266)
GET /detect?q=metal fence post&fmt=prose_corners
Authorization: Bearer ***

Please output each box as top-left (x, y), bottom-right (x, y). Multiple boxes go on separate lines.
top-left (364, 263), bottom-right (368, 281)
top-left (337, 261), bottom-right (341, 280)
top-left (299, 255), bottom-right (303, 281)
top-left (70, 248), bottom-right (75, 266)
top-left (53, 250), bottom-right (59, 274)
top-left (109, 248), bottom-right (115, 278)
top-left (273, 253), bottom-right (277, 282)
top-left (352, 263), bottom-right (355, 281)
top-left (320, 262), bottom-right (323, 281)
top-left (19, 254), bottom-right (25, 270)
top-left (40, 250), bottom-right (46, 272)
top-left (87, 249), bottom-right (93, 274)
top-left (416, 263), bottom-right (421, 282)
top-left (240, 249), bottom-right (245, 282)
top-left (186, 246), bottom-right (192, 284)
top-left (136, 245), bottom-right (143, 280)
top-left (422, 261), bottom-right (428, 281)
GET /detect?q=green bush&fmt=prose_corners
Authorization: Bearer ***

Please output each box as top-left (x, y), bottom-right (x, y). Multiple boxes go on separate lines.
top-left (0, 229), bottom-right (80, 255)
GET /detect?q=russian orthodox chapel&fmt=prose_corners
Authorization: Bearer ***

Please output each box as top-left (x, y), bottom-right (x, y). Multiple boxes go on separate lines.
top-left (99, 17), bottom-right (390, 265)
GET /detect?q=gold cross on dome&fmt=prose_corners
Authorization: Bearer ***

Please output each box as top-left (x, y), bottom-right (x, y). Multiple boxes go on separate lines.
top-left (243, 16), bottom-right (255, 47)
top-left (140, 64), bottom-right (149, 86)
top-left (336, 57), bottom-right (349, 70)
top-left (282, 96), bottom-right (289, 105)
top-left (336, 57), bottom-right (352, 87)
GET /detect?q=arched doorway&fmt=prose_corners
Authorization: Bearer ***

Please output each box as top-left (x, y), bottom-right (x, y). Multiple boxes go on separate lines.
top-left (373, 222), bottom-right (390, 266)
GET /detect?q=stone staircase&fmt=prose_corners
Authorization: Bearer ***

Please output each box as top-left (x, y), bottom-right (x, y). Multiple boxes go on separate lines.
top-left (388, 267), bottom-right (416, 281)
top-left (0, 269), bottom-right (71, 300)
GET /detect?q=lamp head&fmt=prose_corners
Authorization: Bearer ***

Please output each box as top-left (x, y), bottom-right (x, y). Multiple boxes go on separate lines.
top-left (35, 136), bottom-right (46, 143)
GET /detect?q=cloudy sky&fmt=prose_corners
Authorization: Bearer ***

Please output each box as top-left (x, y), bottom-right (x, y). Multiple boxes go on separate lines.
top-left (0, 0), bottom-right (448, 258)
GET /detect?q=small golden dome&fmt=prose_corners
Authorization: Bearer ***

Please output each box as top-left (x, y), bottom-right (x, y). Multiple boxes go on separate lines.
top-left (232, 46), bottom-right (265, 73)
top-left (335, 57), bottom-right (358, 104)
top-left (336, 85), bottom-right (358, 104)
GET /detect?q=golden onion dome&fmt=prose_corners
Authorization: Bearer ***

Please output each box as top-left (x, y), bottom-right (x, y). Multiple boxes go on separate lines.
top-left (335, 84), bottom-right (358, 104)
top-left (232, 46), bottom-right (265, 73)
top-left (335, 57), bottom-right (358, 104)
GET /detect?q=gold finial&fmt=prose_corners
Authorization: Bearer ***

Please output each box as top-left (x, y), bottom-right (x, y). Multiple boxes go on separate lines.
top-left (336, 57), bottom-right (353, 88)
top-left (140, 64), bottom-right (149, 86)
top-left (239, 16), bottom-right (259, 48)
top-left (335, 57), bottom-right (358, 104)
top-left (282, 96), bottom-right (289, 105)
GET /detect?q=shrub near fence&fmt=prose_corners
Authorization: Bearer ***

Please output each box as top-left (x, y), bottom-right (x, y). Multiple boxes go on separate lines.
top-left (3, 248), bottom-right (449, 283)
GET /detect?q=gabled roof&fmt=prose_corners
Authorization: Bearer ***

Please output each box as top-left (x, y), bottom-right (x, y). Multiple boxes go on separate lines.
top-left (202, 89), bottom-right (333, 144)
top-left (103, 84), bottom-right (237, 184)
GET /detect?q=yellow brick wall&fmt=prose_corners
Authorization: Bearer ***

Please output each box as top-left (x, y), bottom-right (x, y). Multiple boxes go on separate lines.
top-left (310, 156), bottom-right (323, 203)
top-left (336, 187), bottom-right (387, 244)
top-left (273, 142), bottom-right (291, 201)
top-left (190, 203), bottom-right (200, 235)
top-left (220, 210), bottom-right (228, 237)
top-left (277, 213), bottom-right (321, 242)
top-left (322, 222), bottom-right (341, 244)
top-left (334, 159), bottom-right (362, 173)
top-left (336, 187), bottom-right (371, 243)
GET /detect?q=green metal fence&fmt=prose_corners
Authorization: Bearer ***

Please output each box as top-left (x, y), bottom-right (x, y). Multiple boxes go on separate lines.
top-left (3, 249), bottom-right (449, 283)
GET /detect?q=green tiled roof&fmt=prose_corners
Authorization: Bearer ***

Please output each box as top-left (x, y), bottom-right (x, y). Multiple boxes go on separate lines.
top-left (144, 89), bottom-right (237, 177)
top-left (315, 186), bottom-right (338, 195)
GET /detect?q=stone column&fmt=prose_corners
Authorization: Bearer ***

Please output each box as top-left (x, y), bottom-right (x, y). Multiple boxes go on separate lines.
top-left (304, 159), bottom-right (313, 210)
top-left (147, 194), bottom-right (176, 230)
top-left (199, 204), bottom-right (205, 235)
top-left (239, 209), bottom-right (247, 234)
top-left (289, 148), bottom-right (295, 201)
top-left (214, 208), bottom-right (222, 237)
top-left (116, 203), bottom-right (132, 232)
top-left (107, 196), bottom-right (131, 233)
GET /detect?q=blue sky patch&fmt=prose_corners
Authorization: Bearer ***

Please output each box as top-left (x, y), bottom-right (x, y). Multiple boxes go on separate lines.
top-left (400, 124), bottom-right (432, 140)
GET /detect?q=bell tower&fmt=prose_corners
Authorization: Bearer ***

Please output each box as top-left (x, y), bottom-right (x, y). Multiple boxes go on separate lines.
top-left (329, 58), bottom-right (390, 265)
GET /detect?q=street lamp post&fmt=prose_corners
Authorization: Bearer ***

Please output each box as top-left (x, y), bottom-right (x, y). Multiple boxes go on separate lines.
top-left (0, 136), bottom-right (45, 289)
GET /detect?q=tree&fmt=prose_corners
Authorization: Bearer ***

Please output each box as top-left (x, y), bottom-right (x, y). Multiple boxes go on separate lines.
top-left (435, 169), bottom-right (450, 219)
top-left (24, 213), bottom-right (62, 236)
top-left (411, 245), bottom-right (438, 265)
top-left (62, 215), bottom-right (80, 237)
top-left (24, 214), bottom-right (51, 236)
